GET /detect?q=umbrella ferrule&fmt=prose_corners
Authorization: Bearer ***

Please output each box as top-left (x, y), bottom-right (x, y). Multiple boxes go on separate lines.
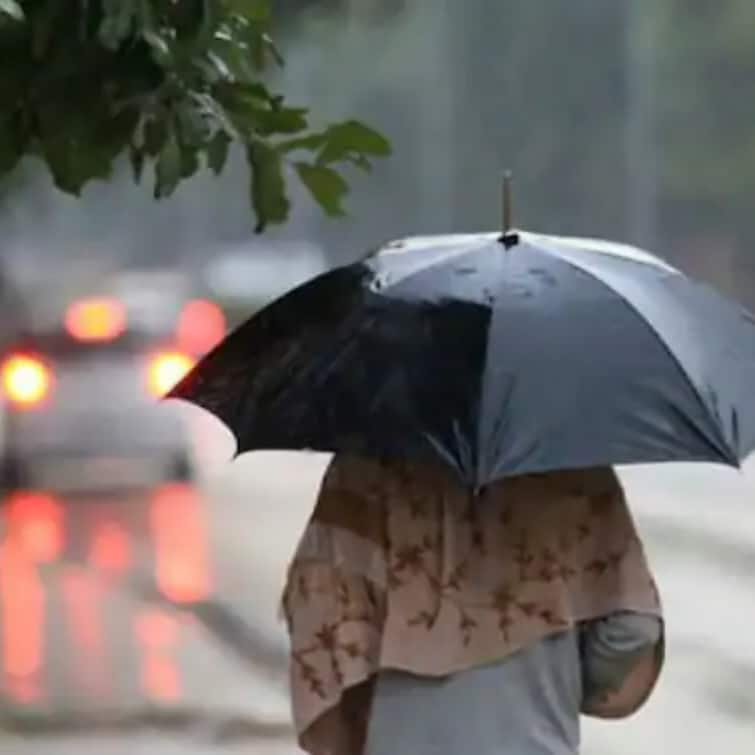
top-left (500, 231), bottom-right (520, 249)
top-left (499, 171), bottom-right (520, 249)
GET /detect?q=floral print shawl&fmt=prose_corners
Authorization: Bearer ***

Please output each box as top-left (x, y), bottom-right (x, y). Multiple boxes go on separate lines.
top-left (282, 455), bottom-right (662, 755)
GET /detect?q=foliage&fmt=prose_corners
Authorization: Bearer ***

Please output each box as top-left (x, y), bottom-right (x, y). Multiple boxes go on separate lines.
top-left (0, 0), bottom-right (390, 231)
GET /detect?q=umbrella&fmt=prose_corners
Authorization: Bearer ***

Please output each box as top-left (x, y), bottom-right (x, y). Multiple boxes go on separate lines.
top-left (168, 228), bottom-right (755, 489)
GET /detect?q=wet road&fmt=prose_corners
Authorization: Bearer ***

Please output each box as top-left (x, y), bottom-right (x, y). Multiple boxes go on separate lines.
top-left (0, 445), bottom-right (753, 754)
top-left (0, 475), bottom-right (299, 753)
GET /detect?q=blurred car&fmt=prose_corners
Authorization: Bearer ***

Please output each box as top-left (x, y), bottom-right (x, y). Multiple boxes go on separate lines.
top-left (0, 286), bottom-right (226, 493)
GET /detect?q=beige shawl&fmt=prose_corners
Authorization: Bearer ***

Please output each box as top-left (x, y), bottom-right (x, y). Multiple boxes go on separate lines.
top-left (282, 455), bottom-right (663, 755)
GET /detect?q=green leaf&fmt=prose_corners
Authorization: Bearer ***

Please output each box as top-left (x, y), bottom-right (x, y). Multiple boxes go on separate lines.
top-left (0, 0), bottom-right (23, 21)
top-left (206, 130), bottom-right (231, 174)
top-left (32, 0), bottom-right (66, 58)
top-left (347, 152), bottom-right (373, 172)
top-left (192, 0), bottom-right (217, 49)
top-left (137, 0), bottom-right (157, 31)
top-left (215, 84), bottom-right (308, 136)
top-left (191, 92), bottom-right (238, 138)
top-left (180, 144), bottom-right (199, 179)
top-left (196, 51), bottom-right (231, 83)
top-left (142, 29), bottom-right (172, 66)
top-left (207, 37), bottom-right (257, 82)
top-left (276, 133), bottom-right (328, 154)
top-left (252, 105), bottom-right (308, 135)
top-left (212, 82), bottom-right (270, 122)
top-left (250, 29), bottom-right (284, 70)
top-left (248, 141), bottom-right (289, 232)
top-left (317, 120), bottom-right (391, 165)
top-left (99, 0), bottom-right (138, 51)
top-left (295, 162), bottom-right (348, 217)
top-left (143, 117), bottom-right (167, 156)
top-left (261, 32), bottom-right (285, 67)
top-left (225, 0), bottom-right (270, 22)
top-left (155, 127), bottom-right (182, 198)
top-left (0, 0), bottom-right (389, 233)
top-left (42, 135), bottom-right (112, 195)
top-left (245, 0), bottom-right (271, 22)
top-left (0, 118), bottom-right (23, 173)
top-left (176, 99), bottom-right (211, 146)
top-left (34, 100), bottom-right (117, 194)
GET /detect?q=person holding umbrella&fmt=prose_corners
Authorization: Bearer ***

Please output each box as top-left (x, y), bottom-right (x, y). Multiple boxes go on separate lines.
top-left (281, 455), bottom-right (663, 755)
top-left (169, 182), bottom-right (755, 753)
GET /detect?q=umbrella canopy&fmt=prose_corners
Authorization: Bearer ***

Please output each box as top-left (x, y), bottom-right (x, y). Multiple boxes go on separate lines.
top-left (169, 230), bottom-right (755, 488)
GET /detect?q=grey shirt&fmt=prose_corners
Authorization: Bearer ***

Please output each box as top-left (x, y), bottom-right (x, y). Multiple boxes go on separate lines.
top-left (364, 612), bottom-right (661, 755)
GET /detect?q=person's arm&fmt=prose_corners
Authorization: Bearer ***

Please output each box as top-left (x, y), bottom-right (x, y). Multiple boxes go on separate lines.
top-left (580, 611), bottom-right (664, 719)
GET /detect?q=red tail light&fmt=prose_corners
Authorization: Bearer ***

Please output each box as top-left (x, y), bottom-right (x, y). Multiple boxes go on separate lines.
top-left (0, 541), bottom-right (46, 687)
top-left (150, 484), bottom-right (212, 604)
top-left (65, 297), bottom-right (127, 343)
top-left (177, 299), bottom-right (226, 356)
top-left (146, 351), bottom-right (195, 398)
top-left (1, 354), bottom-right (53, 408)
top-left (7, 492), bottom-right (65, 563)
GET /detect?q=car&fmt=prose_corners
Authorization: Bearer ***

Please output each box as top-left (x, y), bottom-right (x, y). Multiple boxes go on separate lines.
top-left (0, 286), bottom-right (226, 494)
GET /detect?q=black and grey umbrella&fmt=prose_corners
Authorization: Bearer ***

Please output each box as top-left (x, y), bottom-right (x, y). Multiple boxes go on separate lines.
top-left (169, 227), bottom-right (755, 488)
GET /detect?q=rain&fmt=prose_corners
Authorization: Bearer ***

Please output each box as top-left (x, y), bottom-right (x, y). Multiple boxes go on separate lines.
top-left (0, 2), bottom-right (753, 754)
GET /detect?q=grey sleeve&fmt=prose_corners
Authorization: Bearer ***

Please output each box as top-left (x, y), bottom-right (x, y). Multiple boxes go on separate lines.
top-left (580, 611), bottom-right (662, 701)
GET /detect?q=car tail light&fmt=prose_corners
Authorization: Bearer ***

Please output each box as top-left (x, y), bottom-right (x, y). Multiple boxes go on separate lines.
top-left (0, 541), bottom-right (46, 689)
top-left (147, 351), bottom-right (195, 398)
top-left (1, 354), bottom-right (53, 408)
top-left (65, 297), bottom-right (127, 343)
top-left (7, 492), bottom-right (65, 563)
top-left (150, 484), bottom-right (212, 604)
top-left (176, 299), bottom-right (226, 356)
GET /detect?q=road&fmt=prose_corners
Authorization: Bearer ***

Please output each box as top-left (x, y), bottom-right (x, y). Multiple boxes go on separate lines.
top-left (0, 428), bottom-right (753, 754)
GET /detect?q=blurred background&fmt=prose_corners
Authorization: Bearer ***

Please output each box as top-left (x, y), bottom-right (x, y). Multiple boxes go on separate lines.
top-left (0, 1), bottom-right (753, 753)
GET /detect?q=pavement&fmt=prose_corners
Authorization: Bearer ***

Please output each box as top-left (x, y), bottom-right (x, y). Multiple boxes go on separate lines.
top-left (0, 422), bottom-right (753, 754)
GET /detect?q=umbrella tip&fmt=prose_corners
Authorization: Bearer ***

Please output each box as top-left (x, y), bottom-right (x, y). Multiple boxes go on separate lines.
top-left (499, 171), bottom-right (519, 249)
